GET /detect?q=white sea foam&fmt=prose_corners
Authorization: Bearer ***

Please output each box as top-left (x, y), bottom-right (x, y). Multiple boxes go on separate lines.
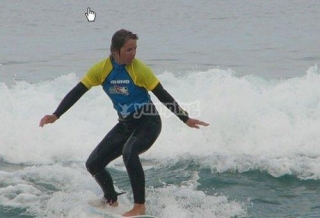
top-left (1, 65), bottom-right (320, 180)
top-left (147, 172), bottom-right (247, 218)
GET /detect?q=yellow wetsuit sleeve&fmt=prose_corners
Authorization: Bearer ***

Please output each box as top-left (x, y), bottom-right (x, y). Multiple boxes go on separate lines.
top-left (81, 57), bottom-right (158, 90)
top-left (127, 58), bottom-right (160, 91)
top-left (81, 58), bottom-right (112, 89)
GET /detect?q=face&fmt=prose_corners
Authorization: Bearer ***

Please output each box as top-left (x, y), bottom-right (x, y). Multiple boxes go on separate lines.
top-left (114, 39), bottom-right (137, 65)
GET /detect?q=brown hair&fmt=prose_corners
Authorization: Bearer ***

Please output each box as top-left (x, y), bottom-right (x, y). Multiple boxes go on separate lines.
top-left (110, 29), bottom-right (138, 55)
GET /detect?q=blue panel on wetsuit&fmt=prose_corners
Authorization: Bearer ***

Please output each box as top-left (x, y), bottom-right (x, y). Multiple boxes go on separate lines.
top-left (102, 60), bottom-right (151, 117)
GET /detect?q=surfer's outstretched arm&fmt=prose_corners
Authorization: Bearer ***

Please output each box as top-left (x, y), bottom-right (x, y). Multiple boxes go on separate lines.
top-left (152, 83), bottom-right (209, 128)
top-left (39, 82), bottom-right (88, 127)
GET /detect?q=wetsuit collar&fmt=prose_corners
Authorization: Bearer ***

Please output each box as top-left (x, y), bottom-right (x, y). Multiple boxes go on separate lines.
top-left (112, 59), bottom-right (126, 69)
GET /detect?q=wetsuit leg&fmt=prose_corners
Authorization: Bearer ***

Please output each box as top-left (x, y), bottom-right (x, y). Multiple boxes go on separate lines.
top-left (122, 114), bottom-right (162, 204)
top-left (86, 123), bottom-right (131, 203)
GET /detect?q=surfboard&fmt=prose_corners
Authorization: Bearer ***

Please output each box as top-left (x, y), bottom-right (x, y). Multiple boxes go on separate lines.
top-left (87, 197), bottom-right (158, 218)
top-left (88, 198), bottom-right (128, 217)
top-left (88, 206), bottom-right (122, 218)
top-left (126, 216), bottom-right (158, 218)
top-left (88, 206), bottom-right (157, 218)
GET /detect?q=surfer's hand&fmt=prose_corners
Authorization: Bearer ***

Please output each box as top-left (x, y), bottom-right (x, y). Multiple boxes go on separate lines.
top-left (39, 114), bottom-right (58, 127)
top-left (186, 118), bottom-right (209, 129)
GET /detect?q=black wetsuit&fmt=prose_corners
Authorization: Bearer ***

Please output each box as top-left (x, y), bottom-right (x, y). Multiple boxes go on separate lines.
top-left (52, 82), bottom-right (189, 204)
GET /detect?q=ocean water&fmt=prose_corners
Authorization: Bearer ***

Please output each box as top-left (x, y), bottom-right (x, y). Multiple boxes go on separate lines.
top-left (1, 1), bottom-right (320, 217)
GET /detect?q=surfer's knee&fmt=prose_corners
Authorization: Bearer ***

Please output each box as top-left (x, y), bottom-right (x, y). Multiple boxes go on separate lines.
top-left (85, 161), bottom-right (93, 175)
top-left (85, 159), bottom-right (97, 175)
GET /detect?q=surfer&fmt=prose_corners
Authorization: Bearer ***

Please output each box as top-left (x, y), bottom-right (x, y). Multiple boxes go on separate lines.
top-left (39, 29), bottom-right (209, 217)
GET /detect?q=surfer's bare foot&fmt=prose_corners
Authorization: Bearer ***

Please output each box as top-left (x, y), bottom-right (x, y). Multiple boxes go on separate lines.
top-left (122, 203), bottom-right (145, 217)
top-left (110, 201), bottom-right (118, 207)
top-left (88, 198), bottom-right (118, 208)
